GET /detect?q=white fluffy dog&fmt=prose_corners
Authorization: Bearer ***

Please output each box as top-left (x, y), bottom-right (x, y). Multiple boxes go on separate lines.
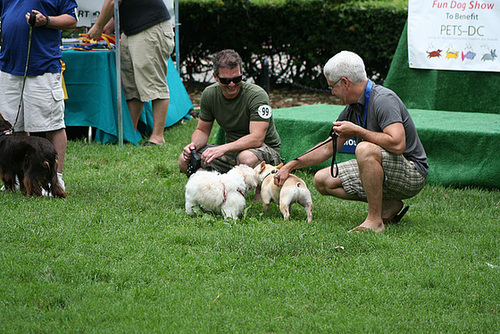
top-left (185, 164), bottom-right (259, 219)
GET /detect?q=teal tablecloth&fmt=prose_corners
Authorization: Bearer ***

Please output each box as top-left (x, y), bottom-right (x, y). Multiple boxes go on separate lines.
top-left (62, 50), bottom-right (193, 145)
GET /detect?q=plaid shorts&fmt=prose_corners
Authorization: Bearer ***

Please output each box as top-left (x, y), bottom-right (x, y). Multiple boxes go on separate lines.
top-left (198, 144), bottom-right (282, 173)
top-left (338, 147), bottom-right (426, 200)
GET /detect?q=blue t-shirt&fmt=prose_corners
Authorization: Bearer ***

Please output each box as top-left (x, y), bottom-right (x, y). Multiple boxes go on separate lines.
top-left (0, 0), bottom-right (77, 76)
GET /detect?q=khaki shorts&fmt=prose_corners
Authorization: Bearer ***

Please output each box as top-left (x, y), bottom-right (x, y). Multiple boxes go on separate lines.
top-left (198, 144), bottom-right (283, 173)
top-left (121, 20), bottom-right (175, 102)
top-left (0, 71), bottom-right (65, 132)
top-left (338, 147), bottom-right (426, 200)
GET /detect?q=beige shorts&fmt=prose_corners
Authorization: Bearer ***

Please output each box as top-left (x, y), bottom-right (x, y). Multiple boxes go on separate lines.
top-left (0, 71), bottom-right (65, 132)
top-left (121, 20), bottom-right (175, 102)
top-left (338, 147), bottom-right (426, 200)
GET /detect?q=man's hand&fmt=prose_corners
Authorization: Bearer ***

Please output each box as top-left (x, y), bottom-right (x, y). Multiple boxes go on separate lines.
top-left (201, 146), bottom-right (226, 164)
top-left (332, 121), bottom-right (360, 139)
top-left (87, 24), bottom-right (103, 40)
top-left (182, 143), bottom-right (196, 162)
top-left (273, 166), bottom-right (291, 186)
top-left (25, 10), bottom-right (48, 27)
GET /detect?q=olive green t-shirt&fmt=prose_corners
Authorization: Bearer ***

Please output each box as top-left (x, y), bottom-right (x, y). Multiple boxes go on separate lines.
top-left (199, 82), bottom-right (281, 152)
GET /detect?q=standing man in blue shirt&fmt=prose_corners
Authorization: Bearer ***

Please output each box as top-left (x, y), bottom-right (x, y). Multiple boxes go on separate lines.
top-left (0, 0), bottom-right (78, 191)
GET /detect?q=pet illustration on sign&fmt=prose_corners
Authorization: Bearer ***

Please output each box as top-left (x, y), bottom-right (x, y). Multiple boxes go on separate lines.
top-left (481, 49), bottom-right (497, 62)
top-left (446, 48), bottom-right (459, 59)
top-left (462, 50), bottom-right (476, 61)
top-left (426, 49), bottom-right (442, 58)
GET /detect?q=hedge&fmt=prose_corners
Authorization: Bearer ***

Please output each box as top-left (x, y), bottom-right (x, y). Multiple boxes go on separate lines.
top-left (178, 0), bottom-right (408, 88)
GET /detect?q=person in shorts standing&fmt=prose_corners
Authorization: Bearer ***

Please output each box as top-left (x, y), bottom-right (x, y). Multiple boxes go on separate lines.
top-left (0, 0), bottom-right (78, 190)
top-left (178, 49), bottom-right (282, 176)
top-left (274, 51), bottom-right (428, 233)
top-left (88, 0), bottom-right (175, 146)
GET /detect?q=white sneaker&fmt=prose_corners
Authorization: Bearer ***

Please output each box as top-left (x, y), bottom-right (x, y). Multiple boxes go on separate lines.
top-left (58, 173), bottom-right (66, 191)
top-left (42, 173), bottom-right (65, 196)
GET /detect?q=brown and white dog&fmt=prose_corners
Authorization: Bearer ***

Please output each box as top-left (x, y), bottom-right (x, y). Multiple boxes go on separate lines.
top-left (0, 113), bottom-right (67, 198)
top-left (254, 161), bottom-right (313, 222)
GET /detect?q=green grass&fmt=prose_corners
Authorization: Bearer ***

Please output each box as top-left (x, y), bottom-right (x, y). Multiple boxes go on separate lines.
top-left (1, 119), bottom-right (499, 333)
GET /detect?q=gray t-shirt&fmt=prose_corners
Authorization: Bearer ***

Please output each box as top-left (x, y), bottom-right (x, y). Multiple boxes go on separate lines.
top-left (337, 82), bottom-right (429, 178)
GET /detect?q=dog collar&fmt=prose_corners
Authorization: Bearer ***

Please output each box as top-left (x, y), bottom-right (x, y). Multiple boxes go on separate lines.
top-left (222, 184), bottom-right (245, 203)
top-left (263, 169), bottom-right (279, 180)
top-left (1, 129), bottom-right (13, 136)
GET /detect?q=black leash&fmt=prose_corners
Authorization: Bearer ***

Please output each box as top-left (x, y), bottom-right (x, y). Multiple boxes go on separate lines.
top-left (293, 127), bottom-right (339, 178)
top-left (13, 12), bottom-right (37, 130)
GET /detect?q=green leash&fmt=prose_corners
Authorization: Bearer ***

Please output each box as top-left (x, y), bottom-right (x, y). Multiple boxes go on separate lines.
top-left (13, 12), bottom-right (37, 130)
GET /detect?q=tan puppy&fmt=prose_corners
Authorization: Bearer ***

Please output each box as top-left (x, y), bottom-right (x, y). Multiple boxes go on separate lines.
top-left (254, 161), bottom-right (313, 222)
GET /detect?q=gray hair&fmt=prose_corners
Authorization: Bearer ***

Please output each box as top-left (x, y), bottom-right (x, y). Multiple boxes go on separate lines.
top-left (323, 51), bottom-right (367, 84)
top-left (213, 49), bottom-right (243, 76)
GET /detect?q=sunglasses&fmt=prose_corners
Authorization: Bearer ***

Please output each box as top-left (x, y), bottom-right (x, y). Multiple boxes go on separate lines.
top-left (217, 75), bottom-right (243, 85)
top-left (328, 77), bottom-right (343, 91)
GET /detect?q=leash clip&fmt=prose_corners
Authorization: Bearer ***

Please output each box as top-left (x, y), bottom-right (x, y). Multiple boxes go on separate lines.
top-left (2, 129), bottom-right (13, 136)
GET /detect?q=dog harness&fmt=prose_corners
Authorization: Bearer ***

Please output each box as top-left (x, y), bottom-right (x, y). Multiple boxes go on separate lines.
top-left (262, 169), bottom-right (279, 181)
top-left (1, 129), bottom-right (13, 136)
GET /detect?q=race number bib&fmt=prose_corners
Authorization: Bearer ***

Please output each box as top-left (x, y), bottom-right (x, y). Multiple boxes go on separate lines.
top-left (258, 105), bottom-right (272, 119)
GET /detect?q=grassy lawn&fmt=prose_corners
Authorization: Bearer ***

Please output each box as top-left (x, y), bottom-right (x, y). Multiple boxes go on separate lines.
top-left (1, 119), bottom-right (498, 333)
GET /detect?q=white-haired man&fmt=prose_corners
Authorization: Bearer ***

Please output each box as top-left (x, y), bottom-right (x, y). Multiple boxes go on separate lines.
top-left (274, 51), bottom-right (428, 232)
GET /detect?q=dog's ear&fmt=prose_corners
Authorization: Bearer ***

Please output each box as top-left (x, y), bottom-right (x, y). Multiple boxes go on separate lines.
top-left (276, 163), bottom-right (284, 169)
top-left (259, 161), bottom-right (266, 173)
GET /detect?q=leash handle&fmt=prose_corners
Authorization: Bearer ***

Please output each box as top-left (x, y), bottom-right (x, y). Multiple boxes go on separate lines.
top-left (293, 127), bottom-right (339, 178)
top-left (329, 128), bottom-right (339, 178)
top-left (29, 12), bottom-right (37, 27)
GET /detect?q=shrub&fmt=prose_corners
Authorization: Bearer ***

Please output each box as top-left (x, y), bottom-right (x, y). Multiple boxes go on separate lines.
top-left (178, 0), bottom-right (407, 87)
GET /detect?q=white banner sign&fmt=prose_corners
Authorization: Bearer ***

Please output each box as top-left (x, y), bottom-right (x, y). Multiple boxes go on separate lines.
top-left (408, 0), bottom-right (500, 72)
top-left (75, 0), bottom-right (174, 27)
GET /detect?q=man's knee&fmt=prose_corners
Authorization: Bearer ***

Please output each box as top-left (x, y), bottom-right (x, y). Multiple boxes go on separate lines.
top-left (313, 169), bottom-right (330, 195)
top-left (237, 150), bottom-right (259, 167)
top-left (355, 141), bottom-right (382, 162)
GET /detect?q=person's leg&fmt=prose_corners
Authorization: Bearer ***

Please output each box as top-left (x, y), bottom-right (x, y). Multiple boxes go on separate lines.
top-left (314, 142), bottom-right (386, 232)
top-left (45, 128), bottom-right (67, 174)
top-left (127, 98), bottom-right (145, 131)
top-left (350, 141), bottom-right (385, 232)
top-left (125, 21), bottom-right (174, 146)
top-left (148, 98), bottom-right (169, 145)
top-left (313, 167), bottom-right (361, 201)
top-left (236, 149), bottom-right (260, 168)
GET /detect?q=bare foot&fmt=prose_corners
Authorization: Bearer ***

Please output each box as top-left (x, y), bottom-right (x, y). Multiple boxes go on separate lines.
top-left (348, 219), bottom-right (386, 233)
top-left (147, 136), bottom-right (165, 146)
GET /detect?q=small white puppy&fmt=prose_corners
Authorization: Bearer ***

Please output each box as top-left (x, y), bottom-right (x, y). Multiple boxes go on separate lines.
top-left (185, 164), bottom-right (259, 219)
top-left (254, 161), bottom-right (313, 222)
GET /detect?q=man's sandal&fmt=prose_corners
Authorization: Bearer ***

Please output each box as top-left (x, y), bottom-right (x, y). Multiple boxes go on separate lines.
top-left (383, 205), bottom-right (410, 224)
